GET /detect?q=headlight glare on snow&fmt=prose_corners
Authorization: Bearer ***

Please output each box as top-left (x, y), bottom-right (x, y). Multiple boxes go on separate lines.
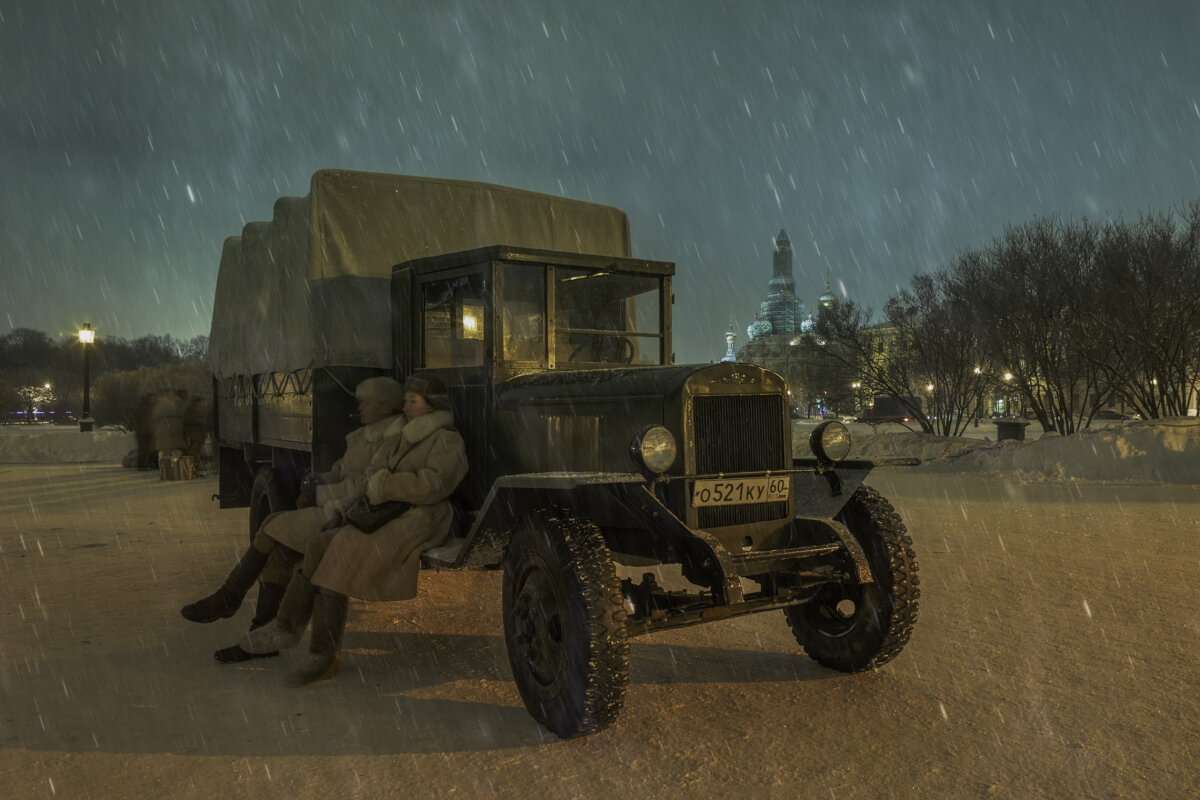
top-left (810, 420), bottom-right (851, 463)
top-left (630, 425), bottom-right (678, 474)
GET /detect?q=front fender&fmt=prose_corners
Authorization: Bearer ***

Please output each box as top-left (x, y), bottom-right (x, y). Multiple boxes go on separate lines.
top-left (791, 460), bottom-right (873, 519)
top-left (440, 473), bottom-right (747, 604)
top-left (439, 472), bottom-right (648, 569)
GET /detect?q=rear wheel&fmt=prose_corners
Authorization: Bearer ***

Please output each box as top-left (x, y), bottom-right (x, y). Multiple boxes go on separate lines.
top-left (248, 468), bottom-right (290, 545)
top-left (785, 486), bottom-right (919, 671)
top-left (502, 509), bottom-right (629, 738)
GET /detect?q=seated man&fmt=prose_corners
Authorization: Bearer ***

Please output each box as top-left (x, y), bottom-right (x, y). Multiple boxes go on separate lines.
top-left (179, 376), bottom-right (407, 663)
top-left (240, 372), bottom-right (468, 686)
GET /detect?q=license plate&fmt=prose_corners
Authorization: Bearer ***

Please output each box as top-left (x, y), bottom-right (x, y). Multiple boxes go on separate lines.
top-left (691, 476), bottom-right (790, 507)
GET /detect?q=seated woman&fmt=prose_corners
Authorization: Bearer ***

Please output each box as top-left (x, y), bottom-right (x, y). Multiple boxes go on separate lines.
top-left (180, 377), bottom-right (407, 663)
top-left (241, 371), bottom-right (468, 686)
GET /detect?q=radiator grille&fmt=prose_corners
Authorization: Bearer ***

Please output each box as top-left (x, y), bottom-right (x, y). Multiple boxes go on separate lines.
top-left (691, 394), bottom-right (789, 528)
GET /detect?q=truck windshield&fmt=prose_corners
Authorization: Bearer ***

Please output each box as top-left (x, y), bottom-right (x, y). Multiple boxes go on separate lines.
top-left (499, 262), bottom-right (664, 366)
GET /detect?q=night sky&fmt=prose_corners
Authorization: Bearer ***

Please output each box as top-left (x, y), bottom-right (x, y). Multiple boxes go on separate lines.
top-left (4, 1), bottom-right (1199, 364)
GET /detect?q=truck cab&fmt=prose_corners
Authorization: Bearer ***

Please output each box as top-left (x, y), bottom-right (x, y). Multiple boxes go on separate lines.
top-left (390, 245), bottom-right (919, 740)
top-left (392, 245), bottom-right (672, 520)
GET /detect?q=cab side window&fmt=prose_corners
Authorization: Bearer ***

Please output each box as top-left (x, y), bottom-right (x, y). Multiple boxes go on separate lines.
top-left (499, 263), bottom-right (546, 363)
top-left (422, 274), bottom-right (486, 368)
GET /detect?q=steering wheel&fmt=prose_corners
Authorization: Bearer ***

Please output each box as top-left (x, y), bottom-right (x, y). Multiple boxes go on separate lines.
top-left (613, 336), bottom-right (635, 364)
top-left (567, 336), bottom-right (635, 364)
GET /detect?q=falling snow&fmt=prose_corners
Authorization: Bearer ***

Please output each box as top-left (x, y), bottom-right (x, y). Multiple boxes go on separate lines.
top-left (3, 1), bottom-right (1200, 360)
top-left (3, 2), bottom-right (1200, 795)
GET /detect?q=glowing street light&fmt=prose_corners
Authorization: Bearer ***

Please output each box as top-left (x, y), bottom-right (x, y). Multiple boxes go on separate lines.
top-left (1001, 372), bottom-right (1018, 417)
top-left (79, 323), bottom-right (95, 432)
top-left (972, 368), bottom-right (984, 425)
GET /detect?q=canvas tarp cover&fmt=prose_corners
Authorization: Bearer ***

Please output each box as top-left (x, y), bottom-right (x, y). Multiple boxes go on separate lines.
top-left (207, 170), bottom-right (632, 378)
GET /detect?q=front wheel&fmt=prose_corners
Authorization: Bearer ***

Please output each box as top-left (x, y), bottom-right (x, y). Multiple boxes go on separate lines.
top-left (502, 509), bottom-right (629, 738)
top-left (785, 486), bottom-right (919, 671)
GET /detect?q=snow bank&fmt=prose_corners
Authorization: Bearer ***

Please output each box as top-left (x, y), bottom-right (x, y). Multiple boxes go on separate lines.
top-left (845, 417), bottom-right (1200, 484)
top-left (0, 425), bottom-right (135, 464)
top-left (5, 418), bottom-right (1199, 484)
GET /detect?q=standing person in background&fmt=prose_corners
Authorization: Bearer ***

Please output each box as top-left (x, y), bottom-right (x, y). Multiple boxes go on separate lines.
top-left (152, 389), bottom-right (186, 475)
top-left (132, 391), bottom-right (158, 470)
top-left (241, 372), bottom-right (468, 686)
top-left (181, 392), bottom-right (210, 469)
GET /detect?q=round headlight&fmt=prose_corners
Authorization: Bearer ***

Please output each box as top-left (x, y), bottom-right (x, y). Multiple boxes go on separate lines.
top-left (630, 425), bottom-right (678, 474)
top-left (810, 420), bottom-right (851, 463)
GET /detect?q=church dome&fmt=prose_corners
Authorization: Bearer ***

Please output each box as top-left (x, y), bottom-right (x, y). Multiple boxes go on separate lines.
top-left (747, 319), bottom-right (772, 341)
top-left (818, 282), bottom-right (839, 311)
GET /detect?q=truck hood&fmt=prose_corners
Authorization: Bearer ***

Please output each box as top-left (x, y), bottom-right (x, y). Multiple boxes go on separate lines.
top-left (494, 362), bottom-right (783, 408)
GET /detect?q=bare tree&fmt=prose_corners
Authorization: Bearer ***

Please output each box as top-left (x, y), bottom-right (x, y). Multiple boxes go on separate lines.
top-left (1, 328), bottom-right (214, 427)
top-left (946, 217), bottom-right (1114, 435)
top-left (821, 205), bottom-right (1198, 438)
top-left (179, 335), bottom-right (210, 363)
top-left (814, 273), bottom-right (990, 436)
top-left (15, 383), bottom-right (55, 422)
top-left (885, 273), bottom-right (994, 436)
top-left (789, 333), bottom-right (858, 417)
top-left (0, 328), bottom-right (61, 372)
top-left (1091, 205), bottom-right (1200, 418)
top-left (813, 300), bottom-right (919, 421)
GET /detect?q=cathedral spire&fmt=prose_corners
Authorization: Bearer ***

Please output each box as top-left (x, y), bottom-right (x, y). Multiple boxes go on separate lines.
top-left (751, 228), bottom-right (804, 337)
top-left (772, 229), bottom-right (793, 281)
top-left (721, 316), bottom-right (737, 362)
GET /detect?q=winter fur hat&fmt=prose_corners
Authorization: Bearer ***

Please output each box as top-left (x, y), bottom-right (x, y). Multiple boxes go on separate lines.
top-left (355, 376), bottom-right (405, 411)
top-left (403, 372), bottom-right (452, 411)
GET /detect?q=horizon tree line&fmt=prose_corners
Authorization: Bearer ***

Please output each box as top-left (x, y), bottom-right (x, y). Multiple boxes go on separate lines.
top-left (0, 329), bottom-right (209, 428)
top-left (806, 201), bottom-right (1200, 435)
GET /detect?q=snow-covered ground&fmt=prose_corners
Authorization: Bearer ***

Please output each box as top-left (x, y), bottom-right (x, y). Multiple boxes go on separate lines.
top-left (4, 418), bottom-right (1199, 484)
top-left (802, 417), bottom-right (1200, 484)
top-left (0, 424), bottom-right (134, 465)
top-left (4, 459), bottom-right (1198, 797)
top-left (3, 421), bottom-right (1197, 797)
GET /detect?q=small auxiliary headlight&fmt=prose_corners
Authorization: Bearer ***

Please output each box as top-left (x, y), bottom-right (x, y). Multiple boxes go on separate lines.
top-left (810, 420), bottom-right (852, 463)
top-left (630, 425), bottom-right (678, 474)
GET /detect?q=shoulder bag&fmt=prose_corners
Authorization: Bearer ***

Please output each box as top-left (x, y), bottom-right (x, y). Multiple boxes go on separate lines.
top-left (341, 496), bottom-right (411, 533)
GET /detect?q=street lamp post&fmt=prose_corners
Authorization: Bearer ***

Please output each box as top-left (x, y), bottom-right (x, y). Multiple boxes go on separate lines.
top-left (973, 366), bottom-right (983, 427)
top-left (79, 323), bottom-right (94, 432)
top-left (787, 337), bottom-right (801, 416)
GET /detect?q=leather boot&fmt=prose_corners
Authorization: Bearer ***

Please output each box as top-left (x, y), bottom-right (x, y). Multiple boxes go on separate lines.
top-left (212, 581), bottom-right (287, 663)
top-left (250, 580), bottom-right (287, 629)
top-left (240, 572), bottom-right (318, 655)
top-left (180, 547), bottom-right (269, 623)
top-left (285, 590), bottom-right (348, 687)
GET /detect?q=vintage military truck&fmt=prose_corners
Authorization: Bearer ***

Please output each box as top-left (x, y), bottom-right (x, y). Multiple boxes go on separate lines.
top-left (208, 169), bottom-right (919, 739)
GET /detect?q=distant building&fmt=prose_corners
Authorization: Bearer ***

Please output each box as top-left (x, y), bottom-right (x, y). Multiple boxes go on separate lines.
top-left (730, 229), bottom-right (848, 413)
top-left (746, 230), bottom-right (813, 340)
top-left (720, 317), bottom-right (737, 363)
